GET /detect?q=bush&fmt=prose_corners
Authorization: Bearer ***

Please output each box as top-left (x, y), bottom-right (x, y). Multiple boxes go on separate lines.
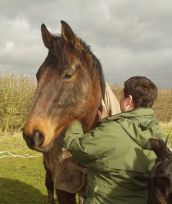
top-left (0, 74), bottom-right (35, 132)
top-left (0, 75), bottom-right (171, 132)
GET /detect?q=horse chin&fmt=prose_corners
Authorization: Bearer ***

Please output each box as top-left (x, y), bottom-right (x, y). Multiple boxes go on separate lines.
top-left (31, 140), bottom-right (53, 153)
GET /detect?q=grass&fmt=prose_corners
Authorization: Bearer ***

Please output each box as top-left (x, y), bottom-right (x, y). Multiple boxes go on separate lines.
top-left (154, 89), bottom-right (172, 122)
top-left (0, 133), bottom-right (50, 204)
top-left (0, 133), bottom-right (80, 204)
top-left (0, 128), bottom-right (172, 204)
top-left (161, 124), bottom-right (172, 145)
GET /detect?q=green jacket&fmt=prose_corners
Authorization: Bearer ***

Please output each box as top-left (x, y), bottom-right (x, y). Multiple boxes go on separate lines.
top-left (64, 108), bottom-right (166, 204)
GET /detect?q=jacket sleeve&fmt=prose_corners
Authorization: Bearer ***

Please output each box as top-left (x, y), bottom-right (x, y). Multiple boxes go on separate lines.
top-left (64, 120), bottom-right (114, 169)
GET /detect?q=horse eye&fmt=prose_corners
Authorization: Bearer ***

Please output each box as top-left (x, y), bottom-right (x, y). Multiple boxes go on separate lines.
top-left (63, 73), bottom-right (72, 80)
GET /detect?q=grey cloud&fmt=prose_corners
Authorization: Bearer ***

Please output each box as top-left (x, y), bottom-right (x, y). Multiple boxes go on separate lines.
top-left (93, 45), bottom-right (172, 88)
top-left (0, 0), bottom-right (171, 88)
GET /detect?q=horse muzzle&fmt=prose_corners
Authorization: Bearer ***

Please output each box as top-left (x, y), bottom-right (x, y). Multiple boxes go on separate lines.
top-left (23, 129), bottom-right (52, 152)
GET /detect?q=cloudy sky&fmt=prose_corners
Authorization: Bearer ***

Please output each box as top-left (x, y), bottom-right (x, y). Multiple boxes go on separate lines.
top-left (0, 0), bottom-right (172, 88)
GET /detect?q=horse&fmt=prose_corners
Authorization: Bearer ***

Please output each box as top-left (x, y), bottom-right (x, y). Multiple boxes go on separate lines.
top-left (148, 138), bottom-right (172, 204)
top-left (23, 20), bottom-right (108, 204)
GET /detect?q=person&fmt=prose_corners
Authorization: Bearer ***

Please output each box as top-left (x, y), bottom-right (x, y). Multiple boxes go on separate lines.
top-left (63, 76), bottom-right (166, 204)
top-left (104, 82), bottom-right (121, 115)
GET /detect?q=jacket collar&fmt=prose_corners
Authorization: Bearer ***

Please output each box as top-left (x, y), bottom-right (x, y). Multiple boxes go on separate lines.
top-left (102, 108), bottom-right (155, 122)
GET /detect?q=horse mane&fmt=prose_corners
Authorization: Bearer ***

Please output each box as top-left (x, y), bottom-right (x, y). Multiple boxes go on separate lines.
top-left (44, 34), bottom-right (106, 100)
top-left (78, 37), bottom-right (106, 99)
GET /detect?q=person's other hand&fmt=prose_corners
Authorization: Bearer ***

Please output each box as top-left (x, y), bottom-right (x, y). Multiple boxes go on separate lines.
top-left (98, 100), bottom-right (109, 120)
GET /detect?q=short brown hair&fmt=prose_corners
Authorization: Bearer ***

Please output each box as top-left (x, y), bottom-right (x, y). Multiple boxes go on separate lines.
top-left (124, 76), bottom-right (158, 108)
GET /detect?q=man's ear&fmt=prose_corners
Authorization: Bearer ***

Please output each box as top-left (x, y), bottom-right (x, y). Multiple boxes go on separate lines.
top-left (128, 95), bottom-right (134, 107)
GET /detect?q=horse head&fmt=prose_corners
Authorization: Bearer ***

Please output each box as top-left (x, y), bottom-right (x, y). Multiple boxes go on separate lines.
top-left (23, 21), bottom-right (105, 152)
top-left (149, 138), bottom-right (172, 204)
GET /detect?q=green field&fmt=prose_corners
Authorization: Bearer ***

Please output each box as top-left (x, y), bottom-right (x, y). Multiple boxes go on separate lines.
top-left (0, 127), bottom-right (172, 204)
top-left (0, 133), bottom-right (49, 204)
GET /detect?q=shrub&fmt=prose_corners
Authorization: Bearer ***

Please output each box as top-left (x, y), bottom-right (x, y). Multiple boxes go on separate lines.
top-left (0, 75), bottom-right (171, 132)
top-left (0, 74), bottom-right (35, 132)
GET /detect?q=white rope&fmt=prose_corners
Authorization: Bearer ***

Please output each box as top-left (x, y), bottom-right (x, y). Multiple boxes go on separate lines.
top-left (0, 152), bottom-right (41, 159)
top-left (0, 146), bottom-right (42, 159)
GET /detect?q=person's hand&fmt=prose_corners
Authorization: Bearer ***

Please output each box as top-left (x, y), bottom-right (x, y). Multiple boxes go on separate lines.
top-left (98, 100), bottom-right (109, 120)
top-left (69, 120), bottom-right (79, 127)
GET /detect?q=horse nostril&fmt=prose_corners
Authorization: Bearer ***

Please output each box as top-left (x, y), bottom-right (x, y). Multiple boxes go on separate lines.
top-left (23, 131), bottom-right (34, 147)
top-left (33, 130), bottom-right (44, 146)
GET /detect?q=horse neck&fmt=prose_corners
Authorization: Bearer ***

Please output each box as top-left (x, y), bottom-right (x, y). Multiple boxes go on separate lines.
top-left (148, 181), bottom-right (167, 204)
top-left (81, 109), bottom-right (99, 132)
top-left (81, 77), bottom-right (103, 132)
top-left (155, 189), bottom-right (167, 204)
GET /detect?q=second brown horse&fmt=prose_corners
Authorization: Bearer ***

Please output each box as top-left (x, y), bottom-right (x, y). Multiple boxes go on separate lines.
top-left (148, 138), bottom-right (172, 204)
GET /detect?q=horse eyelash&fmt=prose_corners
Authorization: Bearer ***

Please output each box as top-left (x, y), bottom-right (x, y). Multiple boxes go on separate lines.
top-left (63, 73), bottom-right (73, 79)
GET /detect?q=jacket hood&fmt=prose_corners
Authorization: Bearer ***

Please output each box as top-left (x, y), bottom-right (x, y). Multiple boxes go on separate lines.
top-left (102, 108), bottom-right (166, 149)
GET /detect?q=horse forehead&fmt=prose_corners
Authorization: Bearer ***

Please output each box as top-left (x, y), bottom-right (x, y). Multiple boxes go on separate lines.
top-left (40, 59), bottom-right (83, 82)
top-left (42, 65), bottom-right (58, 77)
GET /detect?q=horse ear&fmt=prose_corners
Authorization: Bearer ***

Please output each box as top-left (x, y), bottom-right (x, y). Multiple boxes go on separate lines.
top-left (61, 20), bottom-right (82, 50)
top-left (41, 24), bottom-right (54, 49)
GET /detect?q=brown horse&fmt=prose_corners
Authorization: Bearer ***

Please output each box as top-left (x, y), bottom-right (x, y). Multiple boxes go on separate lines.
top-left (148, 138), bottom-right (172, 204)
top-left (23, 21), bottom-right (106, 204)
